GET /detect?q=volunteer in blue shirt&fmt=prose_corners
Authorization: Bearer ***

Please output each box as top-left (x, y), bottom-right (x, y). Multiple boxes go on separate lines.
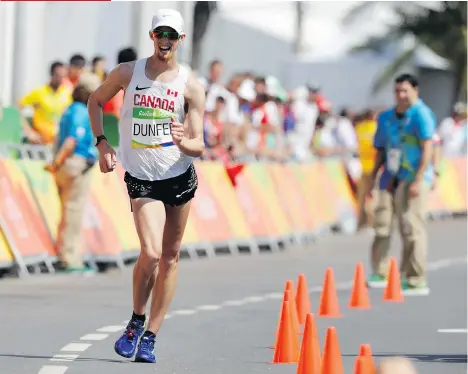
top-left (45, 80), bottom-right (99, 273)
top-left (366, 74), bottom-right (436, 296)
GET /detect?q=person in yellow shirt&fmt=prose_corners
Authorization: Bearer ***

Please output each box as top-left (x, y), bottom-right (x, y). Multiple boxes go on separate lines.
top-left (355, 109), bottom-right (378, 229)
top-left (18, 61), bottom-right (72, 145)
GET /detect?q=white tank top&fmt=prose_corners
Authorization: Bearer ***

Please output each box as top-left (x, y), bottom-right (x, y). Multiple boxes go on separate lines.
top-left (118, 58), bottom-right (193, 181)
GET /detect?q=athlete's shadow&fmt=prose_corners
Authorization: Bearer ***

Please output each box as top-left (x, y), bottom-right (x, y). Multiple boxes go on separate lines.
top-left (0, 353), bottom-right (130, 364)
top-left (343, 353), bottom-right (467, 364)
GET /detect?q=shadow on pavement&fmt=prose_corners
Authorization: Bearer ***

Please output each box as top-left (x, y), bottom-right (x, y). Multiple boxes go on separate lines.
top-left (0, 353), bottom-right (129, 364)
top-left (343, 353), bottom-right (467, 364)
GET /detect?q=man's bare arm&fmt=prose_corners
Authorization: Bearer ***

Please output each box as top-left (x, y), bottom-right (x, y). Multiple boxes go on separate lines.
top-left (88, 62), bottom-right (133, 138)
top-left (179, 74), bottom-right (205, 157)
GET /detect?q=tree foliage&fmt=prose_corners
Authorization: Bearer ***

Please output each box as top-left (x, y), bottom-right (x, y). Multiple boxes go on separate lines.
top-left (345, 1), bottom-right (467, 100)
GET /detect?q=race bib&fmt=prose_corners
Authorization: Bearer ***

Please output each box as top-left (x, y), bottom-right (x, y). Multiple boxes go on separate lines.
top-left (387, 148), bottom-right (401, 174)
top-left (131, 107), bottom-right (176, 149)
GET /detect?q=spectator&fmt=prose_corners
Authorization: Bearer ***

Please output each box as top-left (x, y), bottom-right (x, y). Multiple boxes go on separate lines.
top-left (355, 109), bottom-right (378, 229)
top-left (18, 61), bottom-right (72, 145)
top-left (91, 55), bottom-right (107, 82)
top-left (254, 76), bottom-right (267, 95)
top-left (63, 54), bottom-right (86, 91)
top-left (203, 96), bottom-right (230, 163)
top-left (438, 102), bottom-right (468, 156)
top-left (44, 79), bottom-right (100, 274)
top-left (376, 357), bottom-right (418, 374)
top-left (202, 59), bottom-right (226, 111)
top-left (102, 47), bottom-right (138, 118)
top-left (291, 85), bottom-right (320, 161)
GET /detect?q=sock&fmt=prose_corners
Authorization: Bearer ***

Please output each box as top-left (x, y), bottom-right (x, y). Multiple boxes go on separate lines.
top-left (143, 330), bottom-right (156, 339)
top-left (132, 311), bottom-right (146, 323)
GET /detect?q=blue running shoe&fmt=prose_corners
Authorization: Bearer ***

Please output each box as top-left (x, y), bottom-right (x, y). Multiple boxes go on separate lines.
top-left (114, 319), bottom-right (145, 358)
top-left (135, 334), bottom-right (156, 363)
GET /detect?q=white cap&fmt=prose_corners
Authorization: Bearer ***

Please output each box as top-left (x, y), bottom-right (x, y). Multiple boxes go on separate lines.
top-left (151, 9), bottom-right (185, 35)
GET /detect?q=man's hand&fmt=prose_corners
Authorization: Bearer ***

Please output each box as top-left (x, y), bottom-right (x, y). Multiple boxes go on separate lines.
top-left (44, 163), bottom-right (57, 173)
top-left (365, 178), bottom-right (375, 198)
top-left (170, 117), bottom-right (185, 147)
top-left (409, 179), bottom-right (422, 198)
top-left (97, 141), bottom-right (117, 173)
top-left (28, 130), bottom-right (43, 145)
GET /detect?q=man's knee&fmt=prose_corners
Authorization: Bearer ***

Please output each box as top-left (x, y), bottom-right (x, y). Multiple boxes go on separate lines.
top-left (139, 246), bottom-right (162, 271)
top-left (161, 240), bottom-right (181, 267)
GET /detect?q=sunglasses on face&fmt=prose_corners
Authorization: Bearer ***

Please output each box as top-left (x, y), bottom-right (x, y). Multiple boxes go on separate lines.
top-left (153, 31), bottom-right (180, 41)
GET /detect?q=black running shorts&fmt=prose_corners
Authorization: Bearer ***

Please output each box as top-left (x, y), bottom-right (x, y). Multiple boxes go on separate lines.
top-left (124, 163), bottom-right (198, 207)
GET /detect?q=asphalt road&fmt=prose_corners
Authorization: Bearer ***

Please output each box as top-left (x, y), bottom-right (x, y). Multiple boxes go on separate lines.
top-left (0, 219), bottom-right (466, 374)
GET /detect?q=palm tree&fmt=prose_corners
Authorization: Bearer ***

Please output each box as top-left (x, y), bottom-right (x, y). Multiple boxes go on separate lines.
top-left (191, 1), bottom-right (218, 72)
top-left (343, 1), bottom-right (467, 101)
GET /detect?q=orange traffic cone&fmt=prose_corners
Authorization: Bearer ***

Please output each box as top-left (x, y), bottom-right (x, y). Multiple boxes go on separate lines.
top-left (296, 274), bottom-right (312, 325)
top-left (318, 268), bottom-right (342, 318)
top-left (272, 300), bottom-right (300, 363)
top-left (383, 257), bottom-right (404, 302)
top-left (272, 289), bottom-right (297, 349)
top-left (321, 326), bottom-right (344, 374)
top-left (354, 356), bottom-right (372, 374)
top-left (358, 344), bottom-right (375, 374)
top-left (296, 313), bottom-right (321, 374)
top-left (349, 263), bottom-right (371, 309)
top-left (286, 280), bottom-right (301, 332)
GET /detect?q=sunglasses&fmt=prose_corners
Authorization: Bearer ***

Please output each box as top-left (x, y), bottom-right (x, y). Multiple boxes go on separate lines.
top-left (153, 31), bottom-right (180, 41)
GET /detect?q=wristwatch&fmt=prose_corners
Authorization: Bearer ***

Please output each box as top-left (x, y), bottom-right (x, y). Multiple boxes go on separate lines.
top-left (95, 135), bottom-right (107, 147)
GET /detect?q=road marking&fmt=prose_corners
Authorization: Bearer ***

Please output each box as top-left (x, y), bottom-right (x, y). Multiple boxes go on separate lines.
top-left (97, 325), bottom-right (125, 333)
top-left (438, 329), bottom-right (467, 333)
top-left (60, 343), bottom-right (91, 352)
top-left (50, 354), bottom-right (79, 362)
top-left (38, 366), bottom-right (68, 374)
top-left (196, 304), bottom-right (222, 311)
top-left (243, 296), bottom-right (266, 303)
top-left (80, 333), bottom-right (108, 341)
top-left (222, 299), bottom-right (248, 306)
top-left (40, 255), bottom-right (466, 374)
top-left (172, 309), bottom-right (197, 316)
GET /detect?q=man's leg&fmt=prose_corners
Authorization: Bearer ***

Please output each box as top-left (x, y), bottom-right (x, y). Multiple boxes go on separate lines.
top-left (368, 189), bottom-right (394, 288)
top-left (135, 201), bottom-right (191, 363)
top-left (114, 198), bottom-right (166, 359)
top-left (394, 181), bottom-right (430, 295)
top-left (54, 159), bottom-right (91, 269)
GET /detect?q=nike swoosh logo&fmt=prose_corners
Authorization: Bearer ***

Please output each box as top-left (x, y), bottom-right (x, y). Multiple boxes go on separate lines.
top-left (136, 85), bottom-right (151, 91)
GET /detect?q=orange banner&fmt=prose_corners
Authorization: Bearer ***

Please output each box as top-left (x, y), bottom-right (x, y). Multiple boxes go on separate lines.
top-left (234, 163), bottom-right (292, 238)
top-left (197, 162), bottom-right (252, 240)
top-left (18, 160), bottom-right (61, 244)
top-left (449, 157), bottom-right (467, 211)
top-left (188, 163), bottom-right (237, 243)
top-left (90, 166), bottom-right (140, 252)
top-left (82, 166), bottom-right (125, 259)
top-left (0, 159), bottom-right (54, 262)
top-left (0, 228), bottom-right (14, 267)
top-left (267, 163), bottom-right (315, 233)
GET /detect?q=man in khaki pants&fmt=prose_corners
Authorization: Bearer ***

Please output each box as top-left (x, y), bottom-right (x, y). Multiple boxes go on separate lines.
top-left (45, 75), bottom-right (100, 273)
top-left (366, 74), bottom-right (436, 296)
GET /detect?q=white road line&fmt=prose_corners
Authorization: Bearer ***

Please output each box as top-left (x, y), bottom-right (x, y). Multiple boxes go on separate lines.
top-left (60, 343), bottom-right (92, 352)
top-left (243, 296), bottom-right (266, 303)
top-left (80, 333), bottom-right (108, 341)
top-left (196, 304), bottom-right (222, 311)
top-left (222, 299), bottom-right (248, 306)
top-left (172, 309), bottom-right (197, 316)
top-left (97, 325), bottom-right (125, 333)
top-left (38, 366), bottom-right (68, 374)
top-left (50, 354), bottom-right (79, 362)
top-left (40, 255), bottom-right (467, 374)
top-left (438, 329), bottom-right (467, 333)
